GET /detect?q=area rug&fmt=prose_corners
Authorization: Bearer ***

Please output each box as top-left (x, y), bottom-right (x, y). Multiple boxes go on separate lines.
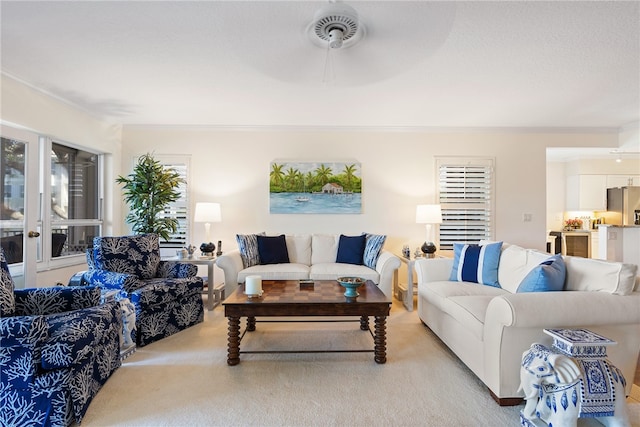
top-left (79, 301), bottom-right (640, 426)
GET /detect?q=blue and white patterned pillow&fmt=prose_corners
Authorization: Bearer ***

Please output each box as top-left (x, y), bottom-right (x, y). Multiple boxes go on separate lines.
top-left (450, 241), bottom-right (503, 287)
top-left (363, 234), bottom-right (386, 269)
top-left (0, 248), bottom-right (16, 316)
top-left (236, 233), bottom-right (265, 268)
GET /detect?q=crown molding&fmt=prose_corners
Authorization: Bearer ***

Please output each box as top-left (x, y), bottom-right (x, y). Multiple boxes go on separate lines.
top-left (121, 124), bottom-right (621, 134)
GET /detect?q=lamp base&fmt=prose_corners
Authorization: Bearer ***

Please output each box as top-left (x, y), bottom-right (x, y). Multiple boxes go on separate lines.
top-left (200, 242), bottom-right (216, 254)
top-left (421, 241), bottom-right (437, 255)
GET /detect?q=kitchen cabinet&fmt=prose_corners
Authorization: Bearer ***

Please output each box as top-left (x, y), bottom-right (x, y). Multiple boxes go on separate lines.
top-left (566, 175), bottom-right (607, 211)
top-left (606, 175), bottom-right (640, 188)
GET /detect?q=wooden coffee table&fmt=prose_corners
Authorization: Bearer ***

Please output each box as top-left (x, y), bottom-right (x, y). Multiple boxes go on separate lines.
top-left (223, 280), bottom-right (391, 365)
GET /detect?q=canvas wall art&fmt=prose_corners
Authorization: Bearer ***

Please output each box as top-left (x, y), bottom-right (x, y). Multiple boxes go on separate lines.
top-left (269, 161), bottom-right (362, 214)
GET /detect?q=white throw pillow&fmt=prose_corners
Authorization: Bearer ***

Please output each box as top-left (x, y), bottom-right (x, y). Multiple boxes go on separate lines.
top-left (311, 234), bottom-right (339, 265)
top-left (563, 256), bottom-right (637, 295)
top-left (286, 235), bottom-right (312, 266)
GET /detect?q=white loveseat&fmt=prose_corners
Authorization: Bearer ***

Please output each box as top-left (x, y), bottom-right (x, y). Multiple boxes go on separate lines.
top-left (415, 243), bottom-right (640, 405)
top-left (216, 234), bottom-right (401, 299)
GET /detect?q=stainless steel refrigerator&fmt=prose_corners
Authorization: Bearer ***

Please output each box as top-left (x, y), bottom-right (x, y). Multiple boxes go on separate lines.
top-left (606, 186), bottom-right (640, 225)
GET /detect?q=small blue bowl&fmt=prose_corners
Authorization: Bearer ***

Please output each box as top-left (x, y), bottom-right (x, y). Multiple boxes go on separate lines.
top-left (337, 277), bottom-right (365, 298)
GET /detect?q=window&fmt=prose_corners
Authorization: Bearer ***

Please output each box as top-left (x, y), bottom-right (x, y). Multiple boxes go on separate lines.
top-left (48, 142), bottom-right (103, 258)
top-left (1, 137), bottom-right (26, 264)
top-left (1, 131), bottom-right (103, 267)
top-left (436, 157), bottom-right (495, 250)
top-left (154, 155), bottom-right (190, 249)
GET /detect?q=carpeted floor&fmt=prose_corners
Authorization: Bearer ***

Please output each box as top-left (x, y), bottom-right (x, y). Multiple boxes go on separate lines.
top-left (79, 300), bottom-right (640, 427)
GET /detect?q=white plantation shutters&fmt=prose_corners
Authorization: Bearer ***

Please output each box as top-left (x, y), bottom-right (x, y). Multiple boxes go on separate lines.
top-left (155, 156), bottom-right (190, 249)
top-left (436, 157), bottom-right (495, 251)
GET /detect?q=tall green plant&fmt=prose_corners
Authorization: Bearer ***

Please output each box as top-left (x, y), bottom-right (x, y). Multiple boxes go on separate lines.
top-left (116, 153), bottom-right (185, 241)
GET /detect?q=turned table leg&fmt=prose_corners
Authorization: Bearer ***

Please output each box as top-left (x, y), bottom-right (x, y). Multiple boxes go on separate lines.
top-left (374, 316), bottom-right (387, 364)
top-left (247, 316), bottom-right (256, 331)
top-left (227, 316), bottom-right (241, 365)
top-left (360, 315), bottom-right (369, 331)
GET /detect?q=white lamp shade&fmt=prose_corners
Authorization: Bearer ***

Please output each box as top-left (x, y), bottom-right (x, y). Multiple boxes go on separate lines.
top-left (194, 202), bottom-right (222, 223)
top-left (416, 204), bottom-right (442, 224)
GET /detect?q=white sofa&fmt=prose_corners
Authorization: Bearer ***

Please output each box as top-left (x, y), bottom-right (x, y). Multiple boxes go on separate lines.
top-left (415, 243), bottom-right (640, 405)
top-left (216, 234), bottom-right (401, 299)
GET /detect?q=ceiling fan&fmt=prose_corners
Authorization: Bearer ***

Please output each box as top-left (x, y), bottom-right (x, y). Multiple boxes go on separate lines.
top-left (235, 1), bottom-right (457, 87)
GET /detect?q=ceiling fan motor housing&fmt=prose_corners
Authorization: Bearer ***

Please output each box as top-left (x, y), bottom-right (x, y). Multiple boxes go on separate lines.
top-left (312, 3), bottom-right (359, 49)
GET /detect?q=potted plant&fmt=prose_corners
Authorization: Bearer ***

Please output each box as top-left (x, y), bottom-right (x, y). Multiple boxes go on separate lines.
top-left (116, 153), bottom-right (185, 241)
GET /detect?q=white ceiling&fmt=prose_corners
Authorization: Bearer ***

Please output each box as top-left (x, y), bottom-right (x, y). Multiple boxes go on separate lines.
top-left (1, 1), bottom-right (639, 129)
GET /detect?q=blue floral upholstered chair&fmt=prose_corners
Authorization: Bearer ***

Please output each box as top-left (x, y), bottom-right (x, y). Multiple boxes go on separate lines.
top-left (0, 248), bottom-right (122, 427)
top-left (81, 233), bottom-right (204, 347)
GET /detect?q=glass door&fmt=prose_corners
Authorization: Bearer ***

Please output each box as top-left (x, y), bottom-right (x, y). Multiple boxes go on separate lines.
top-left (1, 126), bottom-right (39, 287)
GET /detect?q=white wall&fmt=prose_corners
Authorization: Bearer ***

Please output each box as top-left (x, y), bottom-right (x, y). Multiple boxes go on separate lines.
top-left (619, 121), bottom-right (640, 152)
top-left (1, 75), bottom-right (122, 286)
top-left (546, 161), bottom-right (566, 231)
top-left (2, 75), bottom-right (626, 287)
top-left (122, 127), bottom-right (619, 264)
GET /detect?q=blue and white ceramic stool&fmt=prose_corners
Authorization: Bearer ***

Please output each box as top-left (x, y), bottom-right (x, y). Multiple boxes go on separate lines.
top-left (519, 328), bottom-right (629, 427)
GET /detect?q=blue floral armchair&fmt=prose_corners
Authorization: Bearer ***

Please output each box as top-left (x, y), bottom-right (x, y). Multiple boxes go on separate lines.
top-left (0, 248), bottom-right (122, 427)
top-left (81, 233), bottom-right (204, 347)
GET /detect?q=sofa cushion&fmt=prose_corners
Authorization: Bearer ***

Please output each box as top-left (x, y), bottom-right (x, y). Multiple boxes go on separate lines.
top-left (516, 254), bottom-right (566, 293)
top-left (443, 295), bottom-right (496, 341)
top-left (237, 264), bottom-right (310, 282)
top-left (336, 234), bottom-right (366, 265)
top-left (257, 235), bottom-right (290, 265)
top-left (93, 233), bottom-right (160, 280)
top-left (563, 256), bottom-right (637, 295)
top-left (419, 280), bottom-right (508, 315)
top-left (450, 241), bottom-right (503, 288)
top-left (286, 235), bottom-right (312, 266)
top-left (311, 234), bottom-right (339, 265)
top-left (363, 234), bottom-right (386, 269)
top-left (236, 233), bottom-right (264, 268)
top-left (310, 263), bottom-right (379, 283)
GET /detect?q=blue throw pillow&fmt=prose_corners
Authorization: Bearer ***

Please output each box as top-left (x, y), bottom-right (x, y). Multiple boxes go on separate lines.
top-left (336, 234), bottom-right (367, 265)
top-left (516, 254), bottom-right (566, 293)
top-left (449, 241), bottom-right (503, 287)
top-left (236, 233), bottom-right (264, 268)
top-left (363, 234), bottom-right (386, 269)
top-left (256, 234), bottom-right (290, 265)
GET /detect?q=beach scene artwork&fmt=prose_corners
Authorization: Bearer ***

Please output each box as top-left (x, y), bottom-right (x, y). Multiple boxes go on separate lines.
top-left (270, 161), bottom-right (362, 214)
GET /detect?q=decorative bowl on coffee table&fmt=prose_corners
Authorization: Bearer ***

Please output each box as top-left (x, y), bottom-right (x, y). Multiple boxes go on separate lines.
top-left (337, 277), bottom-right (365, 297)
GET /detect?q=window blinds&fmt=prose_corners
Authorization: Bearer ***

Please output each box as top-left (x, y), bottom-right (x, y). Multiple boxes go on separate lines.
top-left (156, 157), bottom-right (189, 249)
top-left (436, 158), bottom-right (494, 250)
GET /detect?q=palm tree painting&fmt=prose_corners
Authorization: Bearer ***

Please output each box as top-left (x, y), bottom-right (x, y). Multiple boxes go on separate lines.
top-left (270, 161), bottom-right (362, 214)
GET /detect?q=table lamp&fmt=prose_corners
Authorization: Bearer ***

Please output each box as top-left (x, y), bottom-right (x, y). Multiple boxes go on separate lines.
top-left (416, 204), bottom-right (442, 257)
top-left (194, 202), bottom-right (221, 256)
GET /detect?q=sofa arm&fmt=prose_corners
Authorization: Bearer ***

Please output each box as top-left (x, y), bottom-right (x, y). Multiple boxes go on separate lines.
top-left (83, 269), bottom-right (141, 293)
top-left (157, 261), bottom-right (198, 278)
top-left (14, 286), bottom-right (101, 315)
top-left (1, 315), bottom-right (49, 388)
top-left (216, 250), bottom-right (244, 285)
top-left (41, 300), bottom-right (122, 370)
top-left (414, 258), bottom-right (453, 285)
top-left (486, 291), bottom-right (640, 329)
top-left (374, 251), bottom-right (401, 299)
top-left (482, 291), bottom-right (640, 399)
